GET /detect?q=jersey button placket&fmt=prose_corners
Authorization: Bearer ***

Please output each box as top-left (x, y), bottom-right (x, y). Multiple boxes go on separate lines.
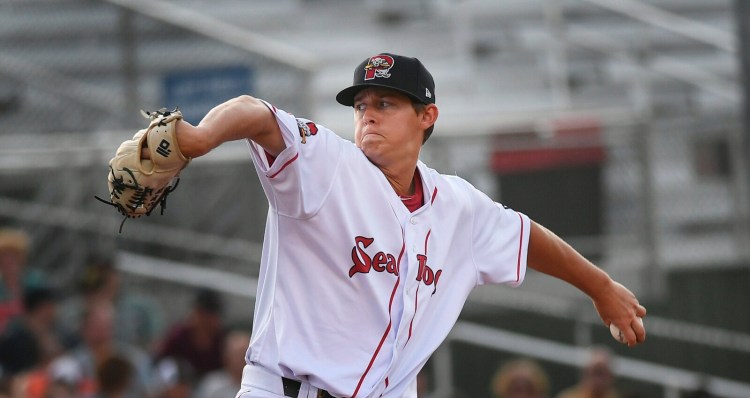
top-left (409, 217), bottom-right (419, 250)
top-left (397, 217), bottom-right (419, 345)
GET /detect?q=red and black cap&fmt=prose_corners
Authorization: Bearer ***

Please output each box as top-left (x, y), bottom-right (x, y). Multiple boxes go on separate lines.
top-left (336, 53), bottom-right (435, 106)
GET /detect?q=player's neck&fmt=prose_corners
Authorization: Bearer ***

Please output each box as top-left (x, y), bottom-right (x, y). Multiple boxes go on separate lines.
top-left (385, 171), bottom-right (414, 196)
top-left (383, 165), bottom-right (418, 197)
top-left (386, 176), bottom-right (413, 197)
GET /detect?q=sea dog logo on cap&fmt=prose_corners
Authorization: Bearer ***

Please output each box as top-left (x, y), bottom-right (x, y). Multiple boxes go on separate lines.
top-left (363, 55), bottom-right (395, 80)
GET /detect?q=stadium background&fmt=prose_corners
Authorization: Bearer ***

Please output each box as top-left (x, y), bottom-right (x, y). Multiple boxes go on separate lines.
top-left (1, 0), bottom-right (749, 397)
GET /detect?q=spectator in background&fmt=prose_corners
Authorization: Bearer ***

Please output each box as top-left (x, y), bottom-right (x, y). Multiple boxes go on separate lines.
top-left (556, 347), bottom-right (619, 398)
top-left (0, 376), bottom-right (12, 398)
top-left (50, 302), bottom-right (152, 398)
top-left (0, 228), bottom-right (46, 332)
top-left (155, 288), bottom-right (227, 379)
top-left (44, 356), bottom-right (85, 398)
top-left (150, 357), bottom-right (195, 398)
top-left (0, 287), bottom-right (63, 376)
top-left (195, 329), bottom-right (251, 398)
top-left (10, 355), bottom-right (86, 398)
top-left (95, 355), bottom-right (134, 398)
top-left (491, 358), bottom-right (550, 398)
top-left (58, 258), bottom-right (164, 350)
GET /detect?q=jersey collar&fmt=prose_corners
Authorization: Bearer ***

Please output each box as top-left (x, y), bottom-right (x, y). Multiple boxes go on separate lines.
top-left (416, 161), bottom-right (438, 206)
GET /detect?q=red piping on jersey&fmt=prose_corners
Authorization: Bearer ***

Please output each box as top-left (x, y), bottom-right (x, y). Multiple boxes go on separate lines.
top-left (396, 238), bottom-right (405, 275)
top-left (268, 153), bottom-right (299, 179)
top-left (423, 231), bottom-right (431, 263)
top-left (389, 242), bottom-right (405, 311)
top-left (351, 241), bottom-right (405, 398)
top-left (388, 277), bottom-right (401, 313)
top-left (430, 187), bottom-right (438, 204)
top-left (351, 290), bottom-right (394, 398)
top-left (406, 229), bottom-right (431, 343)
top-left (515, 212), bottom-right (524, 283)
top-left (407, 285), bottom-right (419, 342)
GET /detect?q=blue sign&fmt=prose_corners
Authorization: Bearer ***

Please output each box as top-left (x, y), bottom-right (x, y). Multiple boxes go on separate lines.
top-left (163, 66), bottom-right (253, 124)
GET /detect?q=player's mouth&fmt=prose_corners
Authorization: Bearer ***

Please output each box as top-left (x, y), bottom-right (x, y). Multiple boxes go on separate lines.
top-left (361, 128), bottom-right (385, 137)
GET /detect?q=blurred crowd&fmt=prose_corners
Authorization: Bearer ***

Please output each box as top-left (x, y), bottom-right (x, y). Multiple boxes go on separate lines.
top-left (487, 349), bottom-right (621, 398)
top-left (414, 347), bottom-right (625, 398)
top-left (0, 228), bottom-right (250, 398)
top-left (484, 349), bottom-right (716, 398)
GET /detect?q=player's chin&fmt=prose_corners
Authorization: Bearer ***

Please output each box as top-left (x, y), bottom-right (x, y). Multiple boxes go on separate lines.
top-left (360, 144), bottom-right (386, 165)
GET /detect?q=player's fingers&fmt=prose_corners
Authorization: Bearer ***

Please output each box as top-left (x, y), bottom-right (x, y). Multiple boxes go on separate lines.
top-left (636, 304), bottom-right (647, 318)
top-left (633, 317), bottom-right (646, 344)
top-left (623, 317), bottom-right (645, 347)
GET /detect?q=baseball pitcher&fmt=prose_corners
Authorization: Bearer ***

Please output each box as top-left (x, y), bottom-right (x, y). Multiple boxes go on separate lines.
top-left (101, 53), bottom-right (646, 398)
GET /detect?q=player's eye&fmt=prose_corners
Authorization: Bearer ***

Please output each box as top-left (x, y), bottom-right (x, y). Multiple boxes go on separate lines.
top-left (379, 101), bottom-right (391, 109)
top-left (354, 103), bottom-right (366, 112)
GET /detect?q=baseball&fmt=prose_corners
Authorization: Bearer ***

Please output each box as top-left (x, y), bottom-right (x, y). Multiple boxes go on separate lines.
top-left (609, 317), bottom-right (643, 344)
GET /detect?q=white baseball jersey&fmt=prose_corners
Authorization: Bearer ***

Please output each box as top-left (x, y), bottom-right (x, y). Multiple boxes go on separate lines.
top-left (243, 102), bottom-right (530, 398)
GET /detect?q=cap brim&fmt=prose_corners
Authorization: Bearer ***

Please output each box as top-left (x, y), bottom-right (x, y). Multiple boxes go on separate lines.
top-left (336, 83), bottom-right (427, 106)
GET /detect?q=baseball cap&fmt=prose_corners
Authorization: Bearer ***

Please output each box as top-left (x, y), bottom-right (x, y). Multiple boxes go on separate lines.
top-left (336, 53), bottom-right (435, 106)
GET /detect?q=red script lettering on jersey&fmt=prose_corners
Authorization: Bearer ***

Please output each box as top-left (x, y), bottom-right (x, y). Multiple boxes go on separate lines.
top-left (349, 236), bottom-right (399, 278)
top-left (349, 236), bottom-right (442, 293)
top-left (416, 254), bottom-right (442, 295)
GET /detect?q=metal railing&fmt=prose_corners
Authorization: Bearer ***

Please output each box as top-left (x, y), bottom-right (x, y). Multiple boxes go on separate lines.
top-left (102, 0), bottom-right (318, 70)
top-left (583, 0), bottom-right (735, 52)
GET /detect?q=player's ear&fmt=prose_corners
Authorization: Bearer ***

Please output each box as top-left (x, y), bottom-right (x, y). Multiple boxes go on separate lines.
top-left (420, 104), bottom-right (438, 131)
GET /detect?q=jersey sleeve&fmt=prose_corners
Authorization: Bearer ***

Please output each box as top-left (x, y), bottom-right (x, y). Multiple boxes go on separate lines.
top-left (246, 101), bottom-right (343, 219)
top-left (468, 183), bottom-right (531, 286)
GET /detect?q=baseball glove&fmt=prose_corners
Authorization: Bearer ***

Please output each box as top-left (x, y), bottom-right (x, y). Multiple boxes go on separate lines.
top-left (96, 108), bottom-right (190, 232)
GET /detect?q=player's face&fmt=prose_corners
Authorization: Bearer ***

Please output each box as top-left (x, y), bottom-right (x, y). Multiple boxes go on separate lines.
top-left (352, 88), bottom-right (426, 167)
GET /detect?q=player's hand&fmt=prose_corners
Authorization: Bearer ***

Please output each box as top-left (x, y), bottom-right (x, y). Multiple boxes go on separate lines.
top-left (141, 143), bottom-right (151, 159)
top-left (592, 280), bottom-right (647, 347)
top-left (96, 108), bottom-right (190, 229)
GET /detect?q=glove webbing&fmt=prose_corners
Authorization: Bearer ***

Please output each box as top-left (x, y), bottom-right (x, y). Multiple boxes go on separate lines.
top-left (94, 165), bottom-right (180, 233)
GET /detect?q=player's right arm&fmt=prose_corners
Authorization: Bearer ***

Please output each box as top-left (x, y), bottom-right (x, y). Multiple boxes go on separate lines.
top-left (527, 221), bottom-right (647, 346)
top-left (174, 95), bottom-right (285, 158)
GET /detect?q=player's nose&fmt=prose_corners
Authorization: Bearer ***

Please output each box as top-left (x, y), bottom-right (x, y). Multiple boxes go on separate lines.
top-left (360, 107), bottom-right (378, 125)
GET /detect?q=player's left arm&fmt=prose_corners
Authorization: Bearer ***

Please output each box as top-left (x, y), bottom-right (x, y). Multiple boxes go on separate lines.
top-left (176, 95), bottom-right (285, 159)
top-left (527, 221), bottom-right (647, 346)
